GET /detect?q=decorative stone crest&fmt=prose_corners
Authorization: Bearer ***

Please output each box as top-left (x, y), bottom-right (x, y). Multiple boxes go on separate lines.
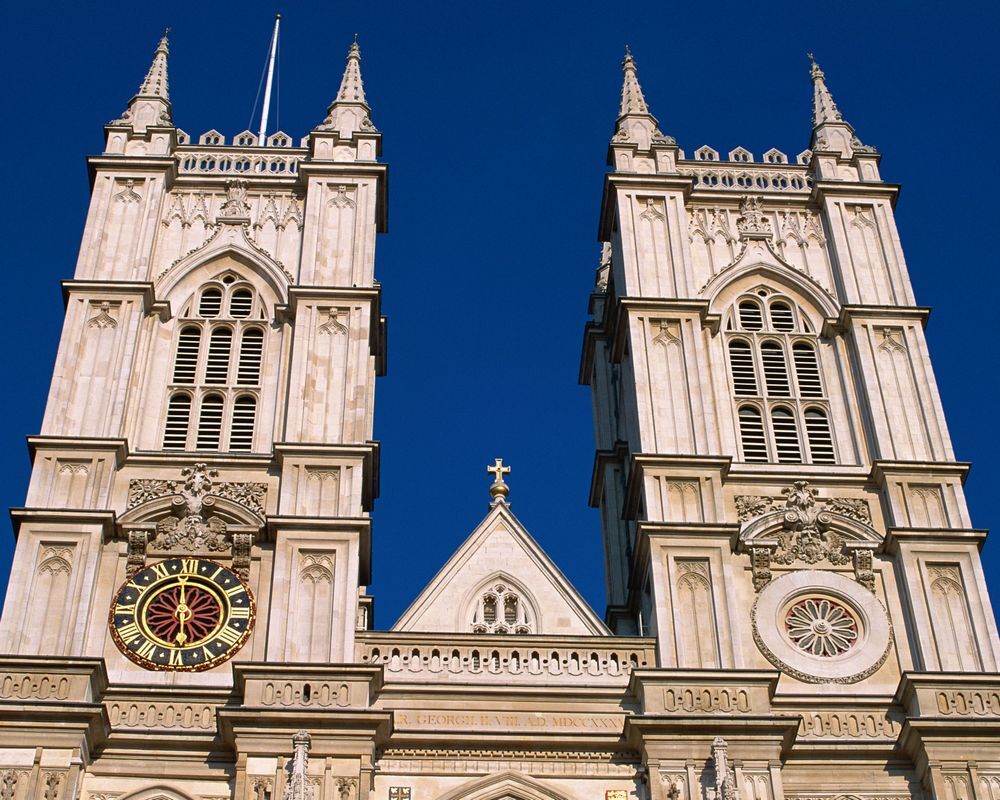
top-left (736, 196), bottom-right (772, 238)
top-left (220, 180), bottom-right (251, 218)
top-left (150, 464), bottom-right (229, 552)
top-left (736, 481), bottom-right (877, 592)
top-left (335, 778), bottom-right (358, 800)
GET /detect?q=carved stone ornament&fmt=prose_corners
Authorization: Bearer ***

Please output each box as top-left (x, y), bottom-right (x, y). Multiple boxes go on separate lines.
top-left (737, 481), bottom-right (877, 592)
top-left (126, 464), bottom-right (265, 559)
top-left (220, 179), bottom-right (251, 218)
top-left (708, 737), bottom-right (737, 800)
top-left (735, 195), bottom-right (772, 238)
top-left (288, 731), bottom-right (313, 800)
top-left (126, 529), bottom-right (148, 577)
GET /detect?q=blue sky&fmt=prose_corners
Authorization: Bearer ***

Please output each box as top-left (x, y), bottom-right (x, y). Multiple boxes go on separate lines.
top-left (1, 0), bottom-right (998, 628)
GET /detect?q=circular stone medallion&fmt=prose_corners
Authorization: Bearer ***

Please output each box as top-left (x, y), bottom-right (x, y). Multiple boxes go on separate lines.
top-left (751, 570), bottom-right (892, 684)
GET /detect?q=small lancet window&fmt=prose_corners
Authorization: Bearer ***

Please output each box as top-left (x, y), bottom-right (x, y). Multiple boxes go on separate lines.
top-left (771, 406), bottom-right (802, 463)
top-left (172, 326), bottom-right (202, 384)
top-left (230, 288), bottom-right (253, 318)
top-left (805, 408), bottom-right (836, 463)
top-left (760, 341), bottom-right (791, 396)
top-left (738, 405), bottom-right (768, 462)
top-left (728, 340), bottom-right (758, 396)
top-left (163, 394), bottom-right (192, 449)
top-left (229, 395), bottom-right (257, 451)
top-left (738, 300), bottom-right (763, 331)
top-left (199, 287), bottom-right (223, 318)
top-left (793, 342), bottom-right (823, 397)
top-left (237, 328), bottom-right (264, 385)
top-left (205, 327), bottom-right (234, 384)
top-left (196, 394), bottom-right (225, 450)
top-left (769, 301), bottom-right (795, 332)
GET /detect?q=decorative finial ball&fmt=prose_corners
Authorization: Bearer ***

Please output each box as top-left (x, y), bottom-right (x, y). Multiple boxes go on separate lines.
top-left (489, 481), bottom-right (510, 501)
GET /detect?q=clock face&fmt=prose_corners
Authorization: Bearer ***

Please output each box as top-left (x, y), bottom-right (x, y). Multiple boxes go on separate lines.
top-left (109, 557), bottom-right (254, 671)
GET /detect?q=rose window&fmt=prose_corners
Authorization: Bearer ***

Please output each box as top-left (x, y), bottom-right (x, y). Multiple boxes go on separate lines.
top-left (784, 597), bottom-right (859, 656)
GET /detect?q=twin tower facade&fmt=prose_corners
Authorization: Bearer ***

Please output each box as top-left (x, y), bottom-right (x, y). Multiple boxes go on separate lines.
top-left (0, 31), bottom-right (996, 800)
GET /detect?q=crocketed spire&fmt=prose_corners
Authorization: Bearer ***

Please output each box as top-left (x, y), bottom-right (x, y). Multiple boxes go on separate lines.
top-left (610, 46), bottom-right (673, 151)
top-left (808, 54), bottom-right (841, 127)
top-left (316, 37), bottom-right (377, 135)
top-left (111, 29), bottom-right (173, 130)
top-left (806, 54), bottom-right (875, 157)
top-left (619, 46), bottom-right (650, 116)
top-left (138, 30), bottom-right (171, 101)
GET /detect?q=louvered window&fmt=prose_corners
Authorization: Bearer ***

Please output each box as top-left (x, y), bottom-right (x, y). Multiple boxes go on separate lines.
top-left (229, 396), bottom-right (257, 451)
top-left (205, 327), bottom-right (233, 384)
top-left (738, 300), bottom-right (763, 331)
top-left (230, 288), bottom-right (253, 318)
top-left (726, 290), bottom-right (837, 465)
top-left (163, 278), bottom-right (267, 451)
top-left (738, 406), bottom-right (768, 462)
top-left (805, 408), bottom-right (836, 463)
top-left (199, 288), bottom-right (222, 317)
top-left (760, 341), bottom-right (791, 396)
top-left (172, 326), bottom-right (201, 383)
top-left (163, 394), bottom-right (192, 449)
top-left (771, 406), bottom-right (802, 463)
top-left (769, 301), bottom-right (795, 331)
top-left (728, 340), bottom-right (758, 396)
top-left (196, 394), bottom-right (224, 450)
top-left (237, 328), bottom-right (264, 385)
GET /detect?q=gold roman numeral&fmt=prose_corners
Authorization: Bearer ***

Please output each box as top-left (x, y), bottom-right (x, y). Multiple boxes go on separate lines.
top-left (117, 622), bottom-right (141, 641)
top-left (115, 603), bottom-right (136, 616)
top-left (224, 584), bottom-right (246, 598)
top-left (215, 626), bottom-right (243, 646)
top-left (179, 558), bottom-right (199, 575)
top-left (135, 639), bottom-right (158, 660)
top-left (229, 606), bottom-right (251, 619)
top-left (168, 649), bottom-right (184, 667)
top-left (150, 562), bottom-right (170, 580)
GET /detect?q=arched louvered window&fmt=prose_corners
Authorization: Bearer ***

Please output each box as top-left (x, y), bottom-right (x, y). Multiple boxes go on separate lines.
top-left (760, 341), bottom-right (791, 396)
top-left (199, 287), bottom-right (222, 317)
top-left (229, 288), bottom-right (253, 318)
top-left (728, 340), bottom-right (758, 396)
top-left (229, 395), bottom-right (257, 451)
top-left (738, 406), bottom-right (768, 462)
top-left (771, 406), bottom-right (802, 463)
top-left (804, 408), bottom-right (836, 463)
top-left (769, 300), bottom-right (795, 331)
top-left (237, 328), bottom-right (264, 385)
top-left (725, 290), bottom-right (837, 465)
top-left (163, 278), bottom-right (268, 452)
top-left (172, 326), bottom-right (201, 383)
top-left (163, 393), bottom-right (192, 449)
top-left (196, 394), bottom-right (224, 449)
top-left (793, 342), bottom-right (823, 397)
top-left (738, 300), bottom-right (763, 331)
top-left (205, 327), bottom-right (233, 384)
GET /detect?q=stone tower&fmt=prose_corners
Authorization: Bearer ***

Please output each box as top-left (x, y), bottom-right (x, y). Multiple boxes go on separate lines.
top-left (0, 28), bottom-right (387, 774)
top-left (581, 50), bottom-right (1000, 796)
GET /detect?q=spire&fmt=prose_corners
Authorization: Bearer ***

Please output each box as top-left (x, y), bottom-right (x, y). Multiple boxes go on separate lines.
top-left (808, 54), bottom-right (841, 127)
top-left (619, 46), bottom-right (650, 116)
top-left (138, 30), bottom-right (171, 102)
top-left (315, 37), bottom-right (377, 136)
top-left (610, 47), bottom-right (673, 151)
top-left (806, 54), bottom-right (875, 157)
top-left (111, 29), bottom-right (173, 130)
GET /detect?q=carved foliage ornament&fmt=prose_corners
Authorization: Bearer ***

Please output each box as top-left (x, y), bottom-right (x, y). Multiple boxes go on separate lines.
top-left (736, 481), bottom-right (876, 592)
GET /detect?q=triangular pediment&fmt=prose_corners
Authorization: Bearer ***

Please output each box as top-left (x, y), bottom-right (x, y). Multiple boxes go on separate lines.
top-left (392, 503), bottom-right (608, 635)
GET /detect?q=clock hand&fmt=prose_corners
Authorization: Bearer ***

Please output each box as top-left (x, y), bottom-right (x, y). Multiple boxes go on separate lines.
top-left (174, 577), bottom-right (192, 646)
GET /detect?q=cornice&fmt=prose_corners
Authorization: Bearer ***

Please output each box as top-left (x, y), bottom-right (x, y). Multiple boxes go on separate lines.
top-left (61, 280), bottom-right (169, 319)
top-left (824, 304), bottom-right (931, 336)
top-left (810, 180), bottom-right (901, 207)
top-left (9, 508), bottom-right (116, 541)
top-left (273, 440), bottom-right (380, 509)
top-left (266, 516), bottom-right (372, 582)
top-left (285, 285), bottom-right (386, 369)
top-left (870, 459), bottom-right (971, 485)
top-left (27, 436), bottom-right (129, 467)
top-left (882, 527), bottom-right (988, 554)
top-left (598, 172), bottom-right (695, 241)
top-left (87, 154), bottom-right (178, 190)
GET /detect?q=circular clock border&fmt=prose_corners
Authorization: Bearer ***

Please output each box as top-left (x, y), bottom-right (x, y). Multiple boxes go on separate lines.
top-left (751, 570), bottom-right (892, 684)
top-left (108, 556), bottom-right (255, 672)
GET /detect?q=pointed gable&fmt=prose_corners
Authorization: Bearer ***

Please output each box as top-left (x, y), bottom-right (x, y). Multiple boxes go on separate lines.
top-left (392, 504), bottom-right (608, 635)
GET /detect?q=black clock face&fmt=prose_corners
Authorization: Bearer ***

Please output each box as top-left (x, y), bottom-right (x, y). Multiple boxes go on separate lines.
top-left (109, 557), bottom-right (254, 671)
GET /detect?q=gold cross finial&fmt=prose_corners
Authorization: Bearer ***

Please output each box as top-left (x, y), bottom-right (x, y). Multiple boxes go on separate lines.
top-left (487, 458), bottom-right (511, 503)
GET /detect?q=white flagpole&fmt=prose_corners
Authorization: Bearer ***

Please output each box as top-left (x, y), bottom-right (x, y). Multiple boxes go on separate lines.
top-left (258, 14), bottom-right (281, 144)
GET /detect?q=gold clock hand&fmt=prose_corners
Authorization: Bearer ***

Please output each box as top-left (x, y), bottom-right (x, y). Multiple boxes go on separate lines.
top-left (174, 577), bottom-right (191, 646)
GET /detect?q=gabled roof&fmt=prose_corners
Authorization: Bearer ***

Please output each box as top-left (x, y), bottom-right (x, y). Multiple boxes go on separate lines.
top-left (392, 502), bottom-right (609, 636)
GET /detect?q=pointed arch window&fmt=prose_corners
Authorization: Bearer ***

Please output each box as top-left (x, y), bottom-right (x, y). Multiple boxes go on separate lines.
top-left (470, 581), bottom-right (533, 634)
top-left (725, 289), bottom-right (837, 465)
top-left (163, 277), bottom-right (267, 452)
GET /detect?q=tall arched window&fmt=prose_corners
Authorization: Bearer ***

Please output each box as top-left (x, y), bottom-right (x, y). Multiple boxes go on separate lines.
top-left (163, 276), bottom-right (267, 451)
top-left (725, 288), bottom-right (836, 464)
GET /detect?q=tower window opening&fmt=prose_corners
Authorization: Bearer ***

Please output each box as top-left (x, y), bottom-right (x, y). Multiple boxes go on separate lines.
top-left (163, 279), bottom-right (268, 452)
top-left (725, 292), bottom-right (838, 465)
